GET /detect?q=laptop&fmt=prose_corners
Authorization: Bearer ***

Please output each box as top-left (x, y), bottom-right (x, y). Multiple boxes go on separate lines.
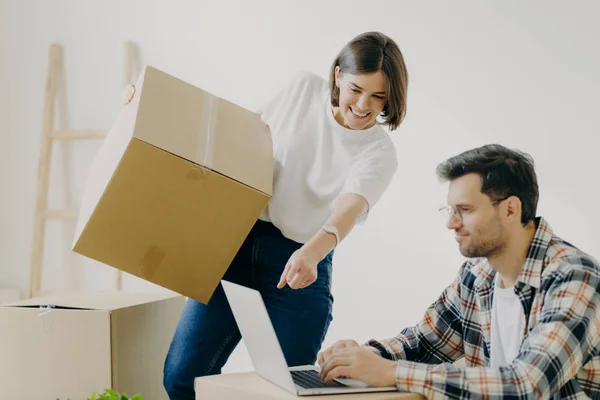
top-left (222, 280), bottom-right (398, 396)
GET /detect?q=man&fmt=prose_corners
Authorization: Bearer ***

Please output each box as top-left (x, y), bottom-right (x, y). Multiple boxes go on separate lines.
top-left (318, 144), bottom-right (599, 399)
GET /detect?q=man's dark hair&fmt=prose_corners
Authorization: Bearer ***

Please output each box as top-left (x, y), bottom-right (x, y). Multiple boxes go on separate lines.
top-left (436, 144), bottom-right (539, 224)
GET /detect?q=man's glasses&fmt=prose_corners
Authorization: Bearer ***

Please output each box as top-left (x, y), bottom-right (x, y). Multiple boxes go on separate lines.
top-left (438, 196), bottom-right (511, 224)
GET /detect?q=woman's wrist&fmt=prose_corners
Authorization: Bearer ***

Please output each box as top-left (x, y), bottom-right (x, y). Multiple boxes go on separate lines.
top-left (303, 229), bottom-right (337, 261)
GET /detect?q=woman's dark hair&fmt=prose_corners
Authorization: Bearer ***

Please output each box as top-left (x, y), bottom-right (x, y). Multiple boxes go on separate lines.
top-left (329, 31), bottom-right (408, 131)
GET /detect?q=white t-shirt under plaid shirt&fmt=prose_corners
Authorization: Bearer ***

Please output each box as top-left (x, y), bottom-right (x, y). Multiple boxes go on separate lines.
top-left (365, 217), bottom-right (600, 399)
top-left (257, 71), bottom-right (398, 244)
top-left (490, 275), bottom-right (524, 368)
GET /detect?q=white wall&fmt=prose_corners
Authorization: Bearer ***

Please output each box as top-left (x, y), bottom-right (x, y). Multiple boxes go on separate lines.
top-left (1, 0), bottom-right (599, 373)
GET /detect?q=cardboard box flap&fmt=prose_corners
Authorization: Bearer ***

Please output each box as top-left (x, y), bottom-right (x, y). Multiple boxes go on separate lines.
top-left (1, 304), bottom-right (92, 311)
top-left (132, 66), bottom-right (273, 195)
top-left (0, 291), bottom-right (180, 311)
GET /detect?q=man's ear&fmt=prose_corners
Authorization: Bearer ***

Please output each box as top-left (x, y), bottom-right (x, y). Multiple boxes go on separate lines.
top-left (505, 196), bottom-right (522, 223)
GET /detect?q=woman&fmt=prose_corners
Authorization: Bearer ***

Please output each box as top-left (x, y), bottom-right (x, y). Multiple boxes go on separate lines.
top-left (164, 31), bottom-right (408, 399)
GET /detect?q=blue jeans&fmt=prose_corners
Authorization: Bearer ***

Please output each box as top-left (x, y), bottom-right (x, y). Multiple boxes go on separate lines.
top-left (163, 220), bottom-right (334, 400)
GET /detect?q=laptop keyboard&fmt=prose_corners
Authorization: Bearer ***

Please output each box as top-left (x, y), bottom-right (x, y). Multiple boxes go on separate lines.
top-left (291, 369), bottom-right (347, 389)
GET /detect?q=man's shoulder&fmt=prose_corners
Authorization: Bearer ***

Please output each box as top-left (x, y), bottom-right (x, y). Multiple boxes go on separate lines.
top-left (544, 234), bottom-right (600, 278)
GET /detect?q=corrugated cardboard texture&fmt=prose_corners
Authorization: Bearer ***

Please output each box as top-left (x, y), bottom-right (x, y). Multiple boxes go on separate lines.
top-left (0, 292), bottom-right (185, 400)
top-left (194, 372), bottom-right (423, 400)
top-left (134, 67), bottom-right (273, 196)
top-left (0, 307), bottom-right (112, 400)
top-left (111, 295), bottom-right (185, 400)
top-left (73, 65), bottom-right (274, 304)
top-left (74, 139), bottom-right (269, 303)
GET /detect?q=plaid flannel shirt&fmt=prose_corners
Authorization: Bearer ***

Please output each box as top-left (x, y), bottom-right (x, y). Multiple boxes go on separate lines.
top-left (366, 217), bottom-right (600, 399)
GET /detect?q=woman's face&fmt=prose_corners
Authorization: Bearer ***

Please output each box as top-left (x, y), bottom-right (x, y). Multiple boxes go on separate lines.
top-left (334, 66), bottom-right (387, 130)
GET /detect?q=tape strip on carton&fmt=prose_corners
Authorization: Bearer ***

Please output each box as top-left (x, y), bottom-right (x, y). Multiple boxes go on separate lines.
top-left (188, 91), bottom-right (219, 182)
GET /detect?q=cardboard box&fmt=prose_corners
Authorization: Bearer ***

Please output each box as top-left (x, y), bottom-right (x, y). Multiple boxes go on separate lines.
top-left (0, 291), bottom-right (185, 400)
top-left (72, 66), bottom-right (273, 304)
top-left (194, 370), bottom-right (424, 399)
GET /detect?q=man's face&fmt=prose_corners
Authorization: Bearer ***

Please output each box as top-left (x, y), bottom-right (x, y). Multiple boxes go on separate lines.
top-left (445, 173), bottom-right (507, 258)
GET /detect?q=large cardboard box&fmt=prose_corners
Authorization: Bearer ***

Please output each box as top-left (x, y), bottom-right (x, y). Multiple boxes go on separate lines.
top-left (72, 66), bottom-right (273, 304)
top-left (194, 370), bottom-right (424, 399)
top-left (0, 291), bottom-right (185, 400)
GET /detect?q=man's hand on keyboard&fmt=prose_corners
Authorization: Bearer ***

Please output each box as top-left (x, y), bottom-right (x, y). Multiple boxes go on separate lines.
top-left (318, 340), bottom-right (397, 387)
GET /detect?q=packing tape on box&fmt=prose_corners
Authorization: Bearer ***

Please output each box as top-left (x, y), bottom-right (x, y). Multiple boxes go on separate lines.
top-left (139, 245), bottom-right (166, 280)
top-left (189, 91), bottom-right (220, 182)
top-left (38, 304), bottom-right (55, 317)
top-left (38, 304), bottom-right (55, 335)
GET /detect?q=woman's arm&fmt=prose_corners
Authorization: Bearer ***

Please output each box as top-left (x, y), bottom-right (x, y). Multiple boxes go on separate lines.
top-left (277, 193), bottom-right (368, 289)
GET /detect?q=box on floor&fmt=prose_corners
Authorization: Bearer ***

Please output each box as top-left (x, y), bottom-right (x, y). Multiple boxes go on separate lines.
top-left (0, 291), bottom-right (185, 400)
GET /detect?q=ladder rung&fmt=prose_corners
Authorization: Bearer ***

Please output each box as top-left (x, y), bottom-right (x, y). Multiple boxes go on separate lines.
top-left (51, 130), bottom-right (107, 140)
top-left (44, 210), bottom-right (79, 219)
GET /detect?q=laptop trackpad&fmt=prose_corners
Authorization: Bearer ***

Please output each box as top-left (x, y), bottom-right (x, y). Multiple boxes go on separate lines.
top-left (334, 378), bottom-right (371, 388)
